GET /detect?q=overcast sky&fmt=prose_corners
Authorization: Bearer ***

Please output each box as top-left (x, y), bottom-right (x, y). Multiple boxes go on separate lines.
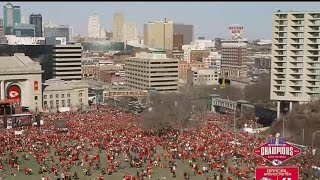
top-left (2, 2), bottom-right (320, 40)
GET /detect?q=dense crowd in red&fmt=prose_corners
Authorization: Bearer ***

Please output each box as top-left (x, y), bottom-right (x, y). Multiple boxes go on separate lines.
top-left (0, 108), bottom-right (319, 180)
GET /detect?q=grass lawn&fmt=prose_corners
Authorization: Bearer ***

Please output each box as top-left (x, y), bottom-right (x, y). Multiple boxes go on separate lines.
top-left (1, 145), bottom-right (248, 180)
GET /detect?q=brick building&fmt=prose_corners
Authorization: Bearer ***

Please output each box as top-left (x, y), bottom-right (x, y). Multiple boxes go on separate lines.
top-left (178, 60), bottom-right (205, 82)
top-left (173, 33), bottom-right (183, 51)
top-left (221, 40), bottom-right (248, 78)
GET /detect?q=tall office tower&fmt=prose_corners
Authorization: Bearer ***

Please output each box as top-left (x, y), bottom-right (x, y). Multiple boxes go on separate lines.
top-left (123, 21), bottom-right (138, 43)
top-left (3, 3), bottom-right (21, 27)
top-left (173, 23), bottom-right (194, 45)
top-left (3, 3), bottom-right (21, 35)
top-left (221, 40), bottom-right (248, 78)
top-left (271, 11), bottom-right (320, 118)
top-left (112, 12), bottom-right (124, 42)
top-left (125, 52), bottom-right (179, 92)
top-left (52, 44), bottom-right (82, 81)
top-left (29, 14), bottom-right (43, 37)
top-left (144, 18), bottom-right (173, 50)
top-left (88, 14), bottom-right (101, 38)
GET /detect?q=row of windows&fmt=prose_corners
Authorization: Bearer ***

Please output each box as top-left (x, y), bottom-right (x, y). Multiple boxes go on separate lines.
top-left (44, 98), bottom-right (83, 108)
top-left (44, 93), bottom-right (82, 99)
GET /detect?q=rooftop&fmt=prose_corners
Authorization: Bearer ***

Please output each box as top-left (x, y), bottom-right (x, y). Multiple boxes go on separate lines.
top-left (43, 79), bottom-right (89, 91)
top-left (0, 53), bottom-right (43, 75)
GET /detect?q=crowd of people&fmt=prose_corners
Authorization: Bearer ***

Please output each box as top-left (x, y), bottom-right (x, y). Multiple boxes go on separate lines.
top-left (0, 107), bottom-right (319, 179)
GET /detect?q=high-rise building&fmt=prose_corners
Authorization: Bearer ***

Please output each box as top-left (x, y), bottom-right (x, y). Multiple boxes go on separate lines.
top-left (88, 14), bottom-right (101, 38)
top-left (44, 25), bottom-right (70, 42)
top-left (29, 13), bottom-right (42, 37)
top-left (173, 23), bottom-right (193, 45)
top-left (52, 44), bottom-right (82, 81)
top-left (113, 12), bottom-right (124, 42)
top-left (221, 40), bottom-right (248, 78)
top-left (144, 19), bottom-right (173, 50)
top-left (123, 21), bottom-right (138, 43)
top-left (3, 3), bottom-right (21, 27)
top-left (125, 52), bottom-right (179, 92)
top-left (271, 11), bottom-right (320, 118)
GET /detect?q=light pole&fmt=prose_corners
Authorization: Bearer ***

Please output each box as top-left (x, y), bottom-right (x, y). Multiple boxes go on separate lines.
top-left (312, 131), bottom-right (320, 149)
top-left (233, 110), bottom-right (241, 143)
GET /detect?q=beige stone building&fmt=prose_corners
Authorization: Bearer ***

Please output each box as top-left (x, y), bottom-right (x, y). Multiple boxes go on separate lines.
top-left (125, 52), bottom-right (178, 92)
top-left (144, 19), bottom-right (173, 50)
top-left (0, 53), bottom-right (43, 112)
top-left (42, 79), bottom-right (89, 111)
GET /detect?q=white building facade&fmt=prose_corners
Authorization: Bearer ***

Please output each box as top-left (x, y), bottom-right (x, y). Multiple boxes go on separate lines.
top-left (187, 68), bottom-right (219, 86)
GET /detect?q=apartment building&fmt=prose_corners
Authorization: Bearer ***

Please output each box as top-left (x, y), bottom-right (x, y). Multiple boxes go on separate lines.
top-left (271, 11), bottom-right (320, 118)
top-left (125, 52), bottom-right (179, 92)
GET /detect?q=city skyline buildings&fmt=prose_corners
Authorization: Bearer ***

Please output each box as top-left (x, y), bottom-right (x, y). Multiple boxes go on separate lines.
top-left (2, 2), bottom-right (320, 40)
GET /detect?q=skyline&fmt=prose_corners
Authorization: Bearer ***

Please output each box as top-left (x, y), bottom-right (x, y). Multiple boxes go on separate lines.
top-left (1, 2), bottom-right (320, 39)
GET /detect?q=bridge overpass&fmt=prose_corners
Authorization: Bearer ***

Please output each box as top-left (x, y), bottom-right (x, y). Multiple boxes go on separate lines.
top-left (208, 94), bottom-right (277, 126)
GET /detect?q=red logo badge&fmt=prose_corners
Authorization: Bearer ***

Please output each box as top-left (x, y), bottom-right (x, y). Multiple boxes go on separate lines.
top-left (255, 166), bottom-right (299, 180)
top-left (7, 85), bottom-right (21, 102)
top-left (253, 133), bottom-right (301, 166)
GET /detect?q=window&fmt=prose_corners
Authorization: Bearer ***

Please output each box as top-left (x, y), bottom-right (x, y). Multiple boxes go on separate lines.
top-left (67, 93), bottom-right (70, 98)
top-left (61, 94), bottom-right (65, 98)
top-left (67, 99), bottom-right (71, 106)
top-left (56, 94), bottom-right (59, 98)
top-left (35, 96), bottom-right (38, 100)
top-left (56, 100), bottom-right (59, 107)
top-left (62, 100), bottom-right (65, 107)
top-left (50, 94), bottom-right (53, 99)
top-left (79, 93), bottom-right (82, 97)
top-left (50, 100), bottom-right (53, 106)
top-left (44, 101), bottom-right (47, 106)
top-left (44, 95), bottom-right (47, 99)
top-left (79, 98), bottom-right (82, 103)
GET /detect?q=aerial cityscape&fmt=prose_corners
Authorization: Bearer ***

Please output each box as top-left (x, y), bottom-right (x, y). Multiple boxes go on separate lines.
top-left (0, 2), bottom-right (319, 180)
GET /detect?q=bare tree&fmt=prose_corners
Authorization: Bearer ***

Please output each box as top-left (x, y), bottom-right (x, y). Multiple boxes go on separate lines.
top-left (270, 100), bottom-right (320, 146)
top-left (142, 92), bottom-right (206, 132)
top-left (214, 85), bottom-right (244, 101)
top-left (244, 73), bottom-right (271, 106)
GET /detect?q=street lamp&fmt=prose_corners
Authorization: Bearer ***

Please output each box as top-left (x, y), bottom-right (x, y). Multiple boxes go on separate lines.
top-left (312, 131), bottom-right (320, 149)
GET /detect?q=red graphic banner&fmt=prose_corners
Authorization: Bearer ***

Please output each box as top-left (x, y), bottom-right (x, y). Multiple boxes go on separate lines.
top-left (7, 85), bottom-right (21, 102)
top-left (34, 81), bottom-right (39, 91)
top-left (253, 141), bottom-right (301, 165)
top-left (255, 166), bottom-right (299, 180)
